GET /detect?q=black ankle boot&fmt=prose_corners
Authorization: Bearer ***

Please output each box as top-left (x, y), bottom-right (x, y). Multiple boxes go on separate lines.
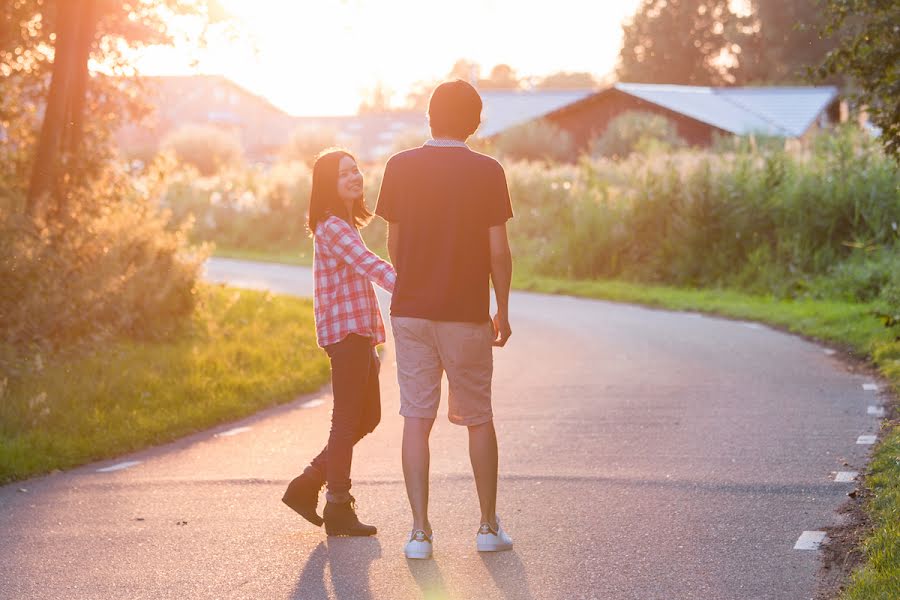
top-left (323, 495), bottom-right (377, 536)
top-left (282, 471), bottom-right (324, 527)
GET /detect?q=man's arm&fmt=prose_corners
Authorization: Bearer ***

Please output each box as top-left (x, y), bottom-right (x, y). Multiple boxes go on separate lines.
top-left (489, 223), bottom-right (512, 347)
top-left (387, 222), bottom-right (400, 266)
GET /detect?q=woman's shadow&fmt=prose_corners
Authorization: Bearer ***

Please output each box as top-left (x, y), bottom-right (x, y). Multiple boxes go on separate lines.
top-left (292, 537), bottom-right (382, 600)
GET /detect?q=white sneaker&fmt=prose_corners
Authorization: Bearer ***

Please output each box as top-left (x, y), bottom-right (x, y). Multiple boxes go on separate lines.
top-left (476, 517), bottom-right (513, 552)
top-left (404, 529), bottom-right (433, 560)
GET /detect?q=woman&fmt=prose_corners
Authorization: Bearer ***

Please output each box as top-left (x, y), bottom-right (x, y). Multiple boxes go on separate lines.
top-left (282, 149), bottom-right (395, 536)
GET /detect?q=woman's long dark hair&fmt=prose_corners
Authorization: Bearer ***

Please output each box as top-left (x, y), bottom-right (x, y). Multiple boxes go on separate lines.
top-left (307, 148), bottom-right (373, 236)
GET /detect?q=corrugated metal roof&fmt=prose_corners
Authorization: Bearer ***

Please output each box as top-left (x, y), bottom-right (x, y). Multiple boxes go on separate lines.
top-left (613, 83), bottom-right (839, 137)
top-left (477, 89), bottom-right (596, 138)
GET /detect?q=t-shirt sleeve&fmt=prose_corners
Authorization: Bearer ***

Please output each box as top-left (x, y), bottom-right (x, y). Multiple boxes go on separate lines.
top-left (486, 162), bottom-right (514, 226)
top-left (375, 157), bottom-right (400, 223)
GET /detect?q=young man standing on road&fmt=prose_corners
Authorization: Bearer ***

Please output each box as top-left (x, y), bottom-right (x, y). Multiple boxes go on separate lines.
top-left (375, 79), bottom-right (514, 560)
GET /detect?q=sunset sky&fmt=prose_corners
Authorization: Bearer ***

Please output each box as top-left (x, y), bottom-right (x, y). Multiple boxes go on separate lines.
top-left (134, 0), bottom-right (643, 116)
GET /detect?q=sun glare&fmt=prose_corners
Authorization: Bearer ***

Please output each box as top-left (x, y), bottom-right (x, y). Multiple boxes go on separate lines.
top-left (133, 0), bottom-right (642, 116)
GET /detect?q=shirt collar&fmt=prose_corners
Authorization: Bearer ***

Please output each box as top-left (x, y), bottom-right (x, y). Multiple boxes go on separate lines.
top-left (424, 138), bottom-right (469, 148)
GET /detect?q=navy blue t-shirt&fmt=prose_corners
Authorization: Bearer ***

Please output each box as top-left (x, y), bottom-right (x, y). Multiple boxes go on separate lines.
top-left (375, 145), bottom-right (513, 323)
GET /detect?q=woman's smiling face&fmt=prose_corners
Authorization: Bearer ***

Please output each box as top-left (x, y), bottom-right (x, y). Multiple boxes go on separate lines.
top-left (336, 155), bottom-right (364, 207)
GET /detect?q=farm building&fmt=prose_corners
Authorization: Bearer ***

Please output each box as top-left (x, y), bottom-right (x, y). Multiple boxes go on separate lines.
top-left (479, 83), bottom-right (842, 151)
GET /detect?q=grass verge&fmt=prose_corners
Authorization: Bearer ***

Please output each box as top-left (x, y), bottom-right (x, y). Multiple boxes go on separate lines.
top-left (212, 245), bottom-right (312, 266)
top-left (0, 284), bottom-right (330, 484)
top-left (514, 272), bottom-right (900, 599)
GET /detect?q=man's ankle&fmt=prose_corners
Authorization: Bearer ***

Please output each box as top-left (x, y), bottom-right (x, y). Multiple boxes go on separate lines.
top-left (412, 521), bottom-right (432, 536)
top-left (480, 515), bottom-right (499, 530)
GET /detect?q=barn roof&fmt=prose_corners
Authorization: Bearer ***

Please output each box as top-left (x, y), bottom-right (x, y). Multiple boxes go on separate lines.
top-left (479, 84), bottom-right (840, 139)
top-left (612, 83), bottom-right (839, 137)
top-left (478, 89), bottom-right (596, 138)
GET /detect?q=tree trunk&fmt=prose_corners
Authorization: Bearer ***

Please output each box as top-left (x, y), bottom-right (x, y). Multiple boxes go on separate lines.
top-left (65, 0), bottom-right (98, 157)
top-left (25, 0), bottom-right (98, 219)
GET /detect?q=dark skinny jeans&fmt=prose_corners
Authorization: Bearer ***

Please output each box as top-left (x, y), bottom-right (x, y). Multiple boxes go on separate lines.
top-left (306, 334), bottom-right (381, 503)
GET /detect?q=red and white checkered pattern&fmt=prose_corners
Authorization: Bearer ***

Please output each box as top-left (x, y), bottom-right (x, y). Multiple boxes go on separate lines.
top-left (314, 216), bottom-right (396, 348)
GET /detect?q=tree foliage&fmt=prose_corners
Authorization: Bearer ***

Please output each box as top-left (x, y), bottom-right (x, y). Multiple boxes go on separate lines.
top-left (1, 1), bottom-right (220, 370)
top-left (161, 124), bottom-right (244, 175)
top-left (0, 0), bottom-right (221, 219)
top-left (535, 72), bottom-right (598, 90)
top-left (481, 64), bottom-right (520, 90)
top-left (734, 0), bottom-right (836, 84)
top-left (819, 0), bottom-right (900, 159)
top-left (618, 0), bottom-right (736, 85)
top-left (617, 0), bottom-right (838, 86)
top-left (281, 126), bottom-right (340, 166)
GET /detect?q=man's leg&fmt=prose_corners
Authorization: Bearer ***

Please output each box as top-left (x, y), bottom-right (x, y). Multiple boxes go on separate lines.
top-left (437, 320), bottom-right (498, 529)
top-left (402, 416), bottom-right (435, 535)
top-left (467, 419), bottom-right (499, 529)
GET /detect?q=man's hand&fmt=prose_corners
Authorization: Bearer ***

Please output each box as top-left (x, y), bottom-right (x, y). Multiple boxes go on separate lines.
top-left (492, 312), bottom-right (512, 347)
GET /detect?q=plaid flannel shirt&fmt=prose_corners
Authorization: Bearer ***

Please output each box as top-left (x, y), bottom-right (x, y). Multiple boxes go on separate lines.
top-left (313, 215), bottom-right (396, 348)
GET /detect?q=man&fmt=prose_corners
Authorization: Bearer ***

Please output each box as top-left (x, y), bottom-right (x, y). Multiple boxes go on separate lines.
top-left (375, 79), bottom-right (514, 560)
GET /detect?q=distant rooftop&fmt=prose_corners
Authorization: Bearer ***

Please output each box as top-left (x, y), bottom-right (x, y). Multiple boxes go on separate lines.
top-left (479, 83), bottom-right (840, 139)
top-left (611, 83), bottom-right (839, 137)
top-left (478, 89), bottom-right (596, 138)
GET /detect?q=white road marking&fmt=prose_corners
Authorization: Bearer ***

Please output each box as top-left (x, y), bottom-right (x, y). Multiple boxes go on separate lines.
top-left (794, 531), bottom-right (827, 550)
top-left (742, 323), bottom-right (763, 330)
top-left (862, 383), bottom-right (879, 391)
top-left (868, 406), bottom-right (886, 417)
top-left (857, 435), bottom-right (877, 445)
top-left (834, 471), bottom-right (858, 483)
top-left (215, 426), bottom-right (251, 437)
top-left (302, 399), bottom-right (326, 409)
top-left (823, 349), bottom-right (837, 356)
top-left (96, 461), bottom-right (141, 473)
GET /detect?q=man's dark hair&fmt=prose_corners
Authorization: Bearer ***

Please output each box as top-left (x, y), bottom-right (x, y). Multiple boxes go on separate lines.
top-left (427, 79), bottom-right (482, 140)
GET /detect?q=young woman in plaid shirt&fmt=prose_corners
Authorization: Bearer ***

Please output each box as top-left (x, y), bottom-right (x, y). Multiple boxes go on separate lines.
top-left (282, 149), bottom-right (396, 537)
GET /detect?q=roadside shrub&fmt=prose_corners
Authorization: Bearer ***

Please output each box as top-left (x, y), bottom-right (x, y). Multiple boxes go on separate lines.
top-left (712, 132), bottom-right (787, 154)
top-left (591, 111), bottom-right (686, 159)
top-left (160, 124), bottom-right (244, 176)
top-left (808, 249), bottom-right (900, 303)
top-left (160, 159), bottom-right (387, 258)
top-left (282, 126), bottom-right (339, 166)
top-left (0, 159), bottom-right (207, 377)
top-left (495, 120), bottom-right (576, 163)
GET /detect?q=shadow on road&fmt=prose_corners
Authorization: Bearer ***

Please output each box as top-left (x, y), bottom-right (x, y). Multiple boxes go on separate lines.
top-left (292, 537), bottom-right (382, 600)
top-left (407, 557), bottom-right (449, 599)
top-left (480, 550), bottom-right (536, 600)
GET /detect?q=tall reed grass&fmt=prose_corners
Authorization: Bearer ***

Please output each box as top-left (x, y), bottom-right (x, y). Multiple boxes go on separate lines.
top-left (159, 126), bottom-right (898, 307)
top-left (509, 127), bottom-right (899, 305)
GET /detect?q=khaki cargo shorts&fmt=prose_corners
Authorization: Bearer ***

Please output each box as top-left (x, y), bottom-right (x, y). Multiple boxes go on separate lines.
top-left (391, 316), bottom-right (494, 426)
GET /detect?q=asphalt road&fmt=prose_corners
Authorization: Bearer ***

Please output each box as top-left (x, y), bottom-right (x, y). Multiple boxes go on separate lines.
top-left (0, 257), bottom-right (885, 600)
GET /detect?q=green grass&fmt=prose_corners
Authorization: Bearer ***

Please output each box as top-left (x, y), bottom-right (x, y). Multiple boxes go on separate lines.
top-left (0, 284), bottom-right (330, 483)
top-left (213, 245), bottom-right (312, 266)
top-left (513, 271), bottom-right (900, 599)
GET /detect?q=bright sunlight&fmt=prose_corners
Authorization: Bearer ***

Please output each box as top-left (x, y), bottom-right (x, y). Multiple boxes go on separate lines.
top-left (134, 0), bottom-right (642, 115)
